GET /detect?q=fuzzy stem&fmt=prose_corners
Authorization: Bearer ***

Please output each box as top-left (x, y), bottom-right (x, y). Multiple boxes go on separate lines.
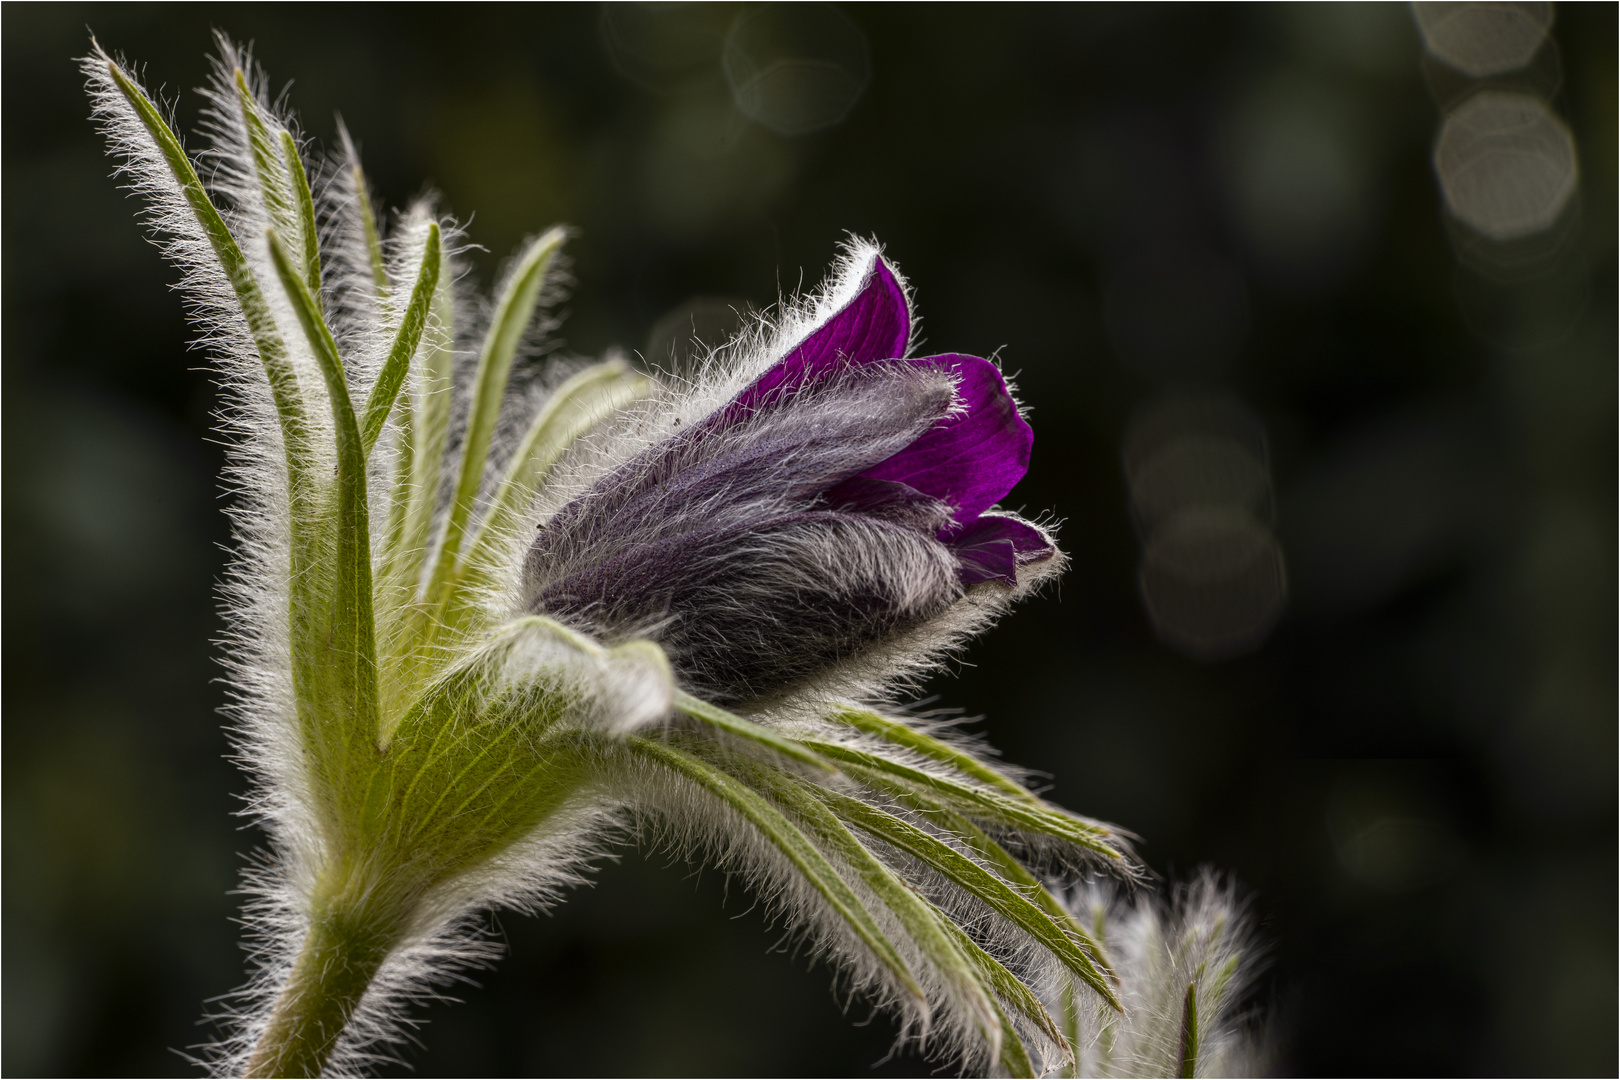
top-left (246, 893), bottom-right (404, 1078)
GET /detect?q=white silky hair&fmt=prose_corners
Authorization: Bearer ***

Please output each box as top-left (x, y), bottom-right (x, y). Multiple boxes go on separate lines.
top-left (84, 35), bottom-right (1087, 1077)
top-left (1056, 872), bottom-right (1268, 1078)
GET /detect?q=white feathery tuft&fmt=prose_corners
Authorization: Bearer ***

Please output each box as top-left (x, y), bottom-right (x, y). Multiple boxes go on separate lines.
top-left (1056, 871), bottom-right (1269, 1078)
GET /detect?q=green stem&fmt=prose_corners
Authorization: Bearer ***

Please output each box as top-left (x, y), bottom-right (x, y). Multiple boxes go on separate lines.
top-left (246, 893), bottom-right (404, 1078)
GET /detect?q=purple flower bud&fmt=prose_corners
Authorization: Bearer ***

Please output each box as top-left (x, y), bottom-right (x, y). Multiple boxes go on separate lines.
top-left (525, 249), bottom-right (1058, 702)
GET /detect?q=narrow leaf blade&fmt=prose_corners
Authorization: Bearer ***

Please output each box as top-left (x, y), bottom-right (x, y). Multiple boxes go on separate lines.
top-left (820, 788), bottom-right (1121, 1009)
top-left (100, 60), bottom-right (309, 465)
top-left (940, 917), bottom-right (1070, 1051)
top-left (1178, 981), bottom-right (1199, 1078)
top-left (268, 229), bottom-right (381, 774)
top-left (831, 706), bottom-right (1040, 803)
top-left (928, 804), bottom-right (1121, 989)
top-left (730, 758), bottom-right (1001, 1048)
top-left (233, 67), bottom-right (294, 234)
top-left (802, 740), bottom-right (1123, 860)
top-left (279, 129), bottom-right (322, 297)
top-left (627, 737), bottom-right (925, 1008)
top-left (360, 222), bottom-right (441, 457)
top-left (460, 357), bottom-right (651, 584)
top-left (675, 692), bottom-right (836, 774)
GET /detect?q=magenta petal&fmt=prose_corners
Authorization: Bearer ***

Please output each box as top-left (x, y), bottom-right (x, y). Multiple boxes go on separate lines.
top-left (955, 538), bottom-right (1018, 585)
top-left (858, 354), bottom-right (1032, 529)
top-left (959, 514), bottom-right (1052, 555)
top-left (950, 515), bottom-right (1053, 585)
top-left (729, 255), bottom-right (910, 414)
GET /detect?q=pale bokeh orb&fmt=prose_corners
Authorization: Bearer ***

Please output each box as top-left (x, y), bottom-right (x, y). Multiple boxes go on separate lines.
top-left (1435, 90), bottom-right (1577, 241)
top-left (1413, 1), bottom-right (1553, 77)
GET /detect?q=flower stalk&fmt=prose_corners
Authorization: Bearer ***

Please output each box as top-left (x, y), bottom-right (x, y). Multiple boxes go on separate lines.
top-left (246, 889), bottom-right (401, 1079)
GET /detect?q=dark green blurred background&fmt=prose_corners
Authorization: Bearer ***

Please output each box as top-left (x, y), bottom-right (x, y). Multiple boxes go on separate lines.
top-left (4, 3), bottom-right (1614, 1076)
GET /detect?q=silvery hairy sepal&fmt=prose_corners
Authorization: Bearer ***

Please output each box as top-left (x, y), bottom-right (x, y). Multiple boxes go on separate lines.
top-left (83, 35), bottom-right (1140, 1079)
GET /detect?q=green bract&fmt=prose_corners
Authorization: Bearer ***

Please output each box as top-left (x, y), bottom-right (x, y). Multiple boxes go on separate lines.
top-left (83, 36), bottom-right (1141, 1080)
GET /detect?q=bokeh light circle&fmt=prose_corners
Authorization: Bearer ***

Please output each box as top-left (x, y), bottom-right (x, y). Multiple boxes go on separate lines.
top-left (1129, 437), bottom-right (1272, 534)
top-left (1123, 390), bottom-right (1272, 534)
top-left (1139, 508), bottom-right (1288, 660)
top-left (723, 3), bottom-right (872, 135)
top-left (600, 3), bottom-right (734, 92)
top-left (1435, 90), bottom-right (1577, 241)
top-left (1413, 1), bottom-right (1553, 77)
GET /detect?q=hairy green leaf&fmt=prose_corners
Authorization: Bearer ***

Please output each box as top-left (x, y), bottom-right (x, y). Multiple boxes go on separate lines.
top-left (927, 805), bottom-right (1119, 987)
top-left (104, 61), bottom-right (311, 475)
top-left (726, 759), bottom-right (1000, 1046)
top-left (801, 740), bottom-right (1123, 860)
top-left (279, 129), bottom-right (322, 297)
top-left (675, 692), bottom-right (837, 774)
top-left (233, 68), bottom-right (296, 237)
top-left (993, 995), bottom-right (1037, 1078)
top-left (1204, 953), bottom-right (1241, 1013)
top-left (102, 59), bottom-right (401, 840)
top-left (372, 234), bottom-right (460, 734)
top-left (385, 230), bottom-right (456, 596)
top-left (627, 737), bottom-right (926, 1008)
top-left (348, 149), bottom-right (390, 301)
top-left (817, 788), bottom-right (1120, 1009)
top-left (362, 656), bottom-right (591, 888)
top-left (939, 917), bottom-right (1069, 1051)
top-left (1062, 978), bottom-right (1083, 1078)
top-left (268, 230), bottom-right (381, 810)
top-left (360, 222), bottom-right (441, 458)
top-left (1178, 980), bottom-right (1199, 1078)
top-left (830, 706), bottom-right (1040, 803)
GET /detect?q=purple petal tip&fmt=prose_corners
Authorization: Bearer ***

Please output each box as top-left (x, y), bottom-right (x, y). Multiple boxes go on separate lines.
top-left (950, 515), bottom-right (1054, 585)
top-left (731, 254), bottom-right (911, 414)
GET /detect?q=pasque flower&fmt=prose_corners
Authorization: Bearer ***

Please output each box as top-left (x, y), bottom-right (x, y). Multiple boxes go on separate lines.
top-left (83, 35), bottom-right (1146, 1080)
top-left (526, 248), bottom-right (1062, 704)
